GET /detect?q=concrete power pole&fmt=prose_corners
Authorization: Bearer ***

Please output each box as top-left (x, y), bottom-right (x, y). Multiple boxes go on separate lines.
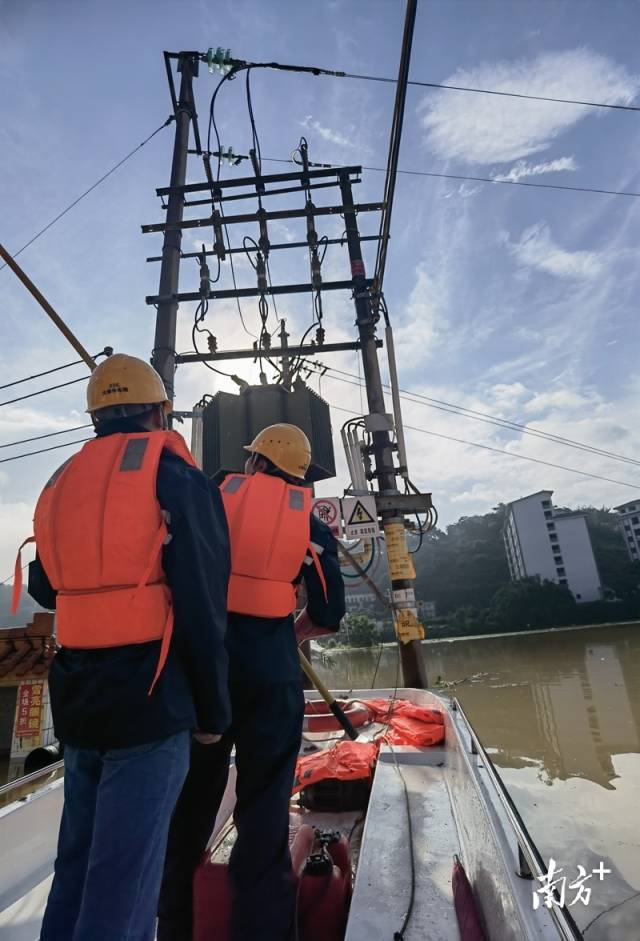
top-left (151, 52), bottom-right (199, 403)
top-left (339, 171), bottom-right (428, 689)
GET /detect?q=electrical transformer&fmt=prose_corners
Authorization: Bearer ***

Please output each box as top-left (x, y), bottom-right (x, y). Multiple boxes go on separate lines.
top-left (198, 383), bottom-right (336, 482)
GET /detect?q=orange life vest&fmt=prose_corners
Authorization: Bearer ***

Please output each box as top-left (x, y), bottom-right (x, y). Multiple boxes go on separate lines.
top-left (13, 430), bottom-right (197, 692)
top-left (220, 472), bottom-right (326, 619)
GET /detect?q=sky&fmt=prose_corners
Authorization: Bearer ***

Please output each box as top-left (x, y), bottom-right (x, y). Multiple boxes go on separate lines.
top-left (1, 0), bottom-right (640, 580)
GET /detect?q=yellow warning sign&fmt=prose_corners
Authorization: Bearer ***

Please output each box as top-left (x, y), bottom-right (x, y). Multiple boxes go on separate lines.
top-left (384, 522), bottom-right (416, 580)
top-left (342, 496), bottom-right (380, 539)
top-left (348, 500), bottom-right (374, 525)
top-left (394, 608), bottom-right (425, 644)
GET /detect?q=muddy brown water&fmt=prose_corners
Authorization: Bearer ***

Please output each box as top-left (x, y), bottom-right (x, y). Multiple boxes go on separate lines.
top-left (314, 623), bottom-right (640, 940)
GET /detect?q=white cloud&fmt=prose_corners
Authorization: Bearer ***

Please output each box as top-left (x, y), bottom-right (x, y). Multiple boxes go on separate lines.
top-left (419, 49), bottom-right (640, 164)
top-left (508, 222), bottom-right (603, 279)
top-left (300, 115), bottom-right (358, 150)
top-left (392, 265), bottom-right (447, 368)
top-left (495, 156), bottom-right (578, 183)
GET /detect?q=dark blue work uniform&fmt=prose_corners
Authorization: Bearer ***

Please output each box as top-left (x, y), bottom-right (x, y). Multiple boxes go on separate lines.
top-left (28, 420), bottom-right (231, 941)
top-left (157, 513), bottom-right (346, 941)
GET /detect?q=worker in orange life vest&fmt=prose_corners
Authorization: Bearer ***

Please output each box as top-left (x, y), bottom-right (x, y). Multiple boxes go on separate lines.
top-left (158, 423), bottom-right (346, 941)
top-left (19, 354), bottom-right (231, 941)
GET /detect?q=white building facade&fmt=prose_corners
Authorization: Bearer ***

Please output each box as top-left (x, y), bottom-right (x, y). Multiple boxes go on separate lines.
top-left (613, 499), bottom-right (640, 562)
top-left (503, 491), bottom-right (602, 603)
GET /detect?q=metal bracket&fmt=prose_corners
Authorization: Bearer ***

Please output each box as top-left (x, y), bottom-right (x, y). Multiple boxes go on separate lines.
top-left (374, 492), bottom-right (433, 514)
top-left (363, 413), bottom-right (394, 433)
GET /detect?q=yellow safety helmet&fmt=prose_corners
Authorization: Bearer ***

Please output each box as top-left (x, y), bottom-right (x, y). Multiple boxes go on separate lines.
top-left (244, 423), bottom-right (311, 479)
top-left (86, 353), bottom-right (171, 414)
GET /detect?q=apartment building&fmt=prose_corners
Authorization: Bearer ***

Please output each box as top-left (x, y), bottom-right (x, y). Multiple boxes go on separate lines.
top-left (503, 491), bottom-right (602, 603)
top-left (613, 499), bottom-right (640, 562)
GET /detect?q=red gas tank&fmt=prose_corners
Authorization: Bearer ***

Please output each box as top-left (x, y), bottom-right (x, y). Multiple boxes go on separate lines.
top-left (193, 824), bottom-right (352, 941)
top-left (292, 826), bottom-right (352, 941)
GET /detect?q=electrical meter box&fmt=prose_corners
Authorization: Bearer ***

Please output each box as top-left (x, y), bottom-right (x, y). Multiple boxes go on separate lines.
top-left (198, 383), bottom-right (336, 482)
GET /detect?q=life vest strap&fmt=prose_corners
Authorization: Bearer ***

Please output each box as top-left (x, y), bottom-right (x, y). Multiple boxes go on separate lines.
top-left (11, 536), bottom-right (36, 615)
top-left (148, 604), bottom-right (175, 696)
top-left (308, 544), bottom-right (328, 602)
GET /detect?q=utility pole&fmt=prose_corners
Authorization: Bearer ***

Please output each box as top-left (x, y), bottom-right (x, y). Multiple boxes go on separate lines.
top-left (151, 52), bottom-right (199, 403)
top-left (339, 171), bottom-right (428, 689)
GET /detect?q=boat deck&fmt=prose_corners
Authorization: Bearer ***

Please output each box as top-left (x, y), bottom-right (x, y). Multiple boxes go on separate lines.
top-left (346, 745), bottom-right (460, 941)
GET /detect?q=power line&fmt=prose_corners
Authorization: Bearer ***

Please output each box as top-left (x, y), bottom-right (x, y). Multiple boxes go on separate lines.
top-left (0, 437), bottom-right (91, 465)
top-left (232, 54), bottom-right (640, 112)
top-left (310, 363), bottom-right (640, 468)
top-left (0, 117), bottom-right (174, 271)
top-left (0, 357), bottom-right (88, 392)
top-left (340, 70), bottom-right (640, 114)
top-left (264, 155), bottom-right (640, 199)
top-left (328, 402), bottom-right (639, 490)
top-left (373, 0), bottom-right (417, 298)
top-left (0, 376), bottom-right (87, 409)
top-left (0, 424), bottom-right (92, 450)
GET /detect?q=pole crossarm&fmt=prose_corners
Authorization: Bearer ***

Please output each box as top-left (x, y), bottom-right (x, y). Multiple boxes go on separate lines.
top-left (175, 339), bottom-right (381, 364)
top-left (145, 234), bottom-right (381, 263)
top-left (182, 178), bottom-right (355, 207)
top-left (146, 279), bottom-right (374, 306)
top-left (155, 165), bottom-right (362, 196)
top-left (142, 202), bottom-right (384, 234)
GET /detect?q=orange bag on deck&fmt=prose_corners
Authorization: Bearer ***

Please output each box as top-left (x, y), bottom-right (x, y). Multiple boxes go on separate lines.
top-left (365, 699), bottom-right (445, 747)
top-left (293, 741), bottom-right (378, 795)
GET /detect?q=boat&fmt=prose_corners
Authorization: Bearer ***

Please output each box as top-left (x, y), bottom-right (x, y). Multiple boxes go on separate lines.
top-left (0, 687), bottom-right (583, 940)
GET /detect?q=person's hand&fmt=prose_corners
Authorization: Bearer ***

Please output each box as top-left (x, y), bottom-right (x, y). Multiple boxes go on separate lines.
top-left (193, 732), bottom-right (222, 745)
top-left (294, 608), bottom-right (333, 645)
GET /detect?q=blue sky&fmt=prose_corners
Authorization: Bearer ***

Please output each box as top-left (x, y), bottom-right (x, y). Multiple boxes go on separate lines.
top-left (1, 0), bottom-right (640, 578)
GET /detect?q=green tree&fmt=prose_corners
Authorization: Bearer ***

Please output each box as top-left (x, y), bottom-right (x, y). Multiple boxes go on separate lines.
top-left (342, 613), bottom-right (377, 648)
top-left (489, 577), bottom-right (577, 630)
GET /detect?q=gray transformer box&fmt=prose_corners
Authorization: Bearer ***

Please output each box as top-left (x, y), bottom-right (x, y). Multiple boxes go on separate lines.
top-left (200, 383), bottom-right (336, 482)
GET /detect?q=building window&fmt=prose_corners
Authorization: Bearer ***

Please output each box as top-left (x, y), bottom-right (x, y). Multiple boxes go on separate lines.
top-left (635, 529), bottom-right (640, 538)
top-left (554, 555), bottom-right (563, 565)
top-left (546, 522), bottom-right (556, 532)
top-left (632, 516), bottom-right (639, 524)
top-left (551, 543), bottom-right (560, 552)
top-left (544, 510), bottom-right (553, 519)
top-left (629, 537), bottom-right (636, 545)
top-left (559, 578), bottom-right (568, 586)
top-left (542, 500), bottom-right (551, 508)
top-left (625, 523), bottom-right (632, 531)
top-left (576, 594), bottom-right (582, 600)
top-left (557, 567), bottom-right (566, 576)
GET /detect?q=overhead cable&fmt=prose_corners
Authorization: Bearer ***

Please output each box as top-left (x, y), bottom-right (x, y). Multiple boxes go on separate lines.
top-left (215, 52), bottom-right (640, 112)
top-left (341, 70), bottom-right (640, 113)
top-left (373, 0), bottom-right (417, 301)
top-left (0, 357), bottom-right (87, 392)
top-left (0, 118), bottom-right (174, 270)
top-left (263, 155), bottom-right (640, 199)
top-left (0, 376), bottom-right (87, 409)
top-left (0, 424), bottom-right (92, 450)
top-left (0, 437), bottom-right (92, 465)
top-left (311, 363), bottom-right (640, 468)
top-left (328, 402), bottom-right (639, 490)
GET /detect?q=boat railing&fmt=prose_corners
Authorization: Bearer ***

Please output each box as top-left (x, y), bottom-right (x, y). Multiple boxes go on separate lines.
top-left (0, 761), bottom-right (64, 808)
top-left (452, 698), bottom-right (584, 941)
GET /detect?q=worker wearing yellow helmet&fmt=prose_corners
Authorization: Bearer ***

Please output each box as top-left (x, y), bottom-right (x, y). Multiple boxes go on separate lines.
top-left (22, 353), bottom-right (231, 941)
top-left (159, 423), bottom-right (346, 941)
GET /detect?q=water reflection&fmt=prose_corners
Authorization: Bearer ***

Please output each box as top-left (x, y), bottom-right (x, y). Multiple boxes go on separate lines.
top-left (314, 624), bottom-right (640, 939)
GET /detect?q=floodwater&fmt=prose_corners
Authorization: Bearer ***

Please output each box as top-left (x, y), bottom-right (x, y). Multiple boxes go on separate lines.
top-left (314, 623), bottom-right (640, 940)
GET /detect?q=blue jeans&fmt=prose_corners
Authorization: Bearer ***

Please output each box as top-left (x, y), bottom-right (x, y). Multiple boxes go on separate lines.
top-left (40, 731), bottom-right (190, 941)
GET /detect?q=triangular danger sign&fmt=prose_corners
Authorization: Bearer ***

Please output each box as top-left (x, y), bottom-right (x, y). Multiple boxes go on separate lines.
top-left (348, 500), bottom-right (375, 526)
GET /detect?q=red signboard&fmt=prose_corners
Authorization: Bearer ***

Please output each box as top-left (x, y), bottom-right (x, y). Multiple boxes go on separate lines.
top-left (15, 680), bottom-right (44, 738)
